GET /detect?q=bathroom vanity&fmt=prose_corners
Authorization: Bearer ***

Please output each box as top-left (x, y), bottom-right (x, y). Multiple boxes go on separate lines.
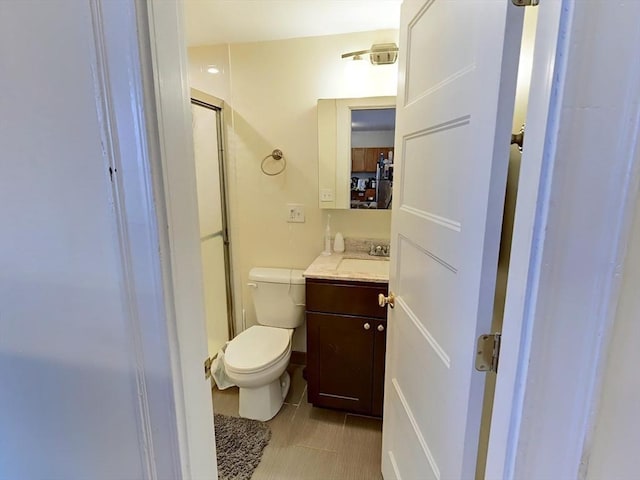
top-left (303, 252), bottom-right (389, 417)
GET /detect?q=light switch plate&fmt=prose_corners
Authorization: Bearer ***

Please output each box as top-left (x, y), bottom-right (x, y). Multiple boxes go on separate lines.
top-left (320, 189), bottom-right (334, 201)
top-left (286, 203), bottom-right (305, 223)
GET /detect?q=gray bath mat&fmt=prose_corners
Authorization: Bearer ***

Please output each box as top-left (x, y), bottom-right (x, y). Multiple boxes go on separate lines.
top-left (214, 413), bottom-right (272, 480)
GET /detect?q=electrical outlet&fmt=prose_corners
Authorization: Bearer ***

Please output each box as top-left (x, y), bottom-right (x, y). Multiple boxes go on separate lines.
top-left (320, 189), bottom-right (334, 201)
top-left (286, 203), bottom-right (305, 223)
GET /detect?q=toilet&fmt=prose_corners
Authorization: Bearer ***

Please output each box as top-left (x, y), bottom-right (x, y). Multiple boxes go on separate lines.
top-left (223, 267), bottom-right (305, 421)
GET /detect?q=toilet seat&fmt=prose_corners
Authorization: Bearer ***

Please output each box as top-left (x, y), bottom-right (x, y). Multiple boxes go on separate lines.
top-left (224, 326), bottom-right (291, 375)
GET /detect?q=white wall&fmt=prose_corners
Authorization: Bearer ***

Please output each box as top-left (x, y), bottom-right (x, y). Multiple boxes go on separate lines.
top-left (0, 1), bottom-right (183, 478)
top-left (586, 188), bottom-right (640, 479)
top-left (189, 30), bottom-right (398, 350)
top-left (189, 44), bottom-right (231, 101)
top-left (352, 129), bottom-right (396, 148)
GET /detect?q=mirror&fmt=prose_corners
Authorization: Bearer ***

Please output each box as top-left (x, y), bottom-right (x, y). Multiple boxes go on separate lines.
top-left (318, 96), bottom-right (396, 209)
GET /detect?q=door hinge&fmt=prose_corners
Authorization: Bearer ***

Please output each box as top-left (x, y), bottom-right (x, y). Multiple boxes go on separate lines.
top-left (512, 0), bottom-right (539, 6)
top-left (475, 333), bottom-right (501, 373)
top-left (204, 357), bottom-right (213, 380)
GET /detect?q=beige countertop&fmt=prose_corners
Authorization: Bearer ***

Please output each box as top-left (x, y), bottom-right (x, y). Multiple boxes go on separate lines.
top-left (303, 251), bottom-right (390, 283)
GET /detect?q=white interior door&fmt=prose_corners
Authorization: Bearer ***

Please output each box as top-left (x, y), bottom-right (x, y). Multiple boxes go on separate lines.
top-left (382, 1), bottom-right (523, 479)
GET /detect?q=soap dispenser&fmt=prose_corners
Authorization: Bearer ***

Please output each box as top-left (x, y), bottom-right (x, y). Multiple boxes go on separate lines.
top-left (333, 232), bottom-right (345, 253)
top-left (322, 214), bottom-right (332, 256)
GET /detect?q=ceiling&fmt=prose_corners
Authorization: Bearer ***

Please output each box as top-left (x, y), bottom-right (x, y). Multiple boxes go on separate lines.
top-left (184, 0), bottom-right (402, 47)
top-left (352, 108), bottom-right (396, 132)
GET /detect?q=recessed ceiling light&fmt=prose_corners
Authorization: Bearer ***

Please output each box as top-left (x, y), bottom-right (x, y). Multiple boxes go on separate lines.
top-left (206, 66), bottom-right (220, 74)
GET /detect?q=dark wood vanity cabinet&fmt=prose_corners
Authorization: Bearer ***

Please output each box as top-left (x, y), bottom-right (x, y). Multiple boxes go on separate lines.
top-left (306, 278), bottom-right (388, 417)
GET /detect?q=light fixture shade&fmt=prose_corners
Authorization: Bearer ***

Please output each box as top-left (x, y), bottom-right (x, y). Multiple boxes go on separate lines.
top-left (369, 43), bottom-right (398, 65)
top-left (342, 43), bottom-right (399, 65)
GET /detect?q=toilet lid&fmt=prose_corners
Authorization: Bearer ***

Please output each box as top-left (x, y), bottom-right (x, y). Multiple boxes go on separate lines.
top-left (224, 326), bottom-right (291, 373)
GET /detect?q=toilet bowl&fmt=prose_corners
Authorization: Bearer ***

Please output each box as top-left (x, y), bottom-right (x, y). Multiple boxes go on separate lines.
top-left (222, 267), bottom-right (305, 421)
top-left (224, 326), bottom-right (293, 421)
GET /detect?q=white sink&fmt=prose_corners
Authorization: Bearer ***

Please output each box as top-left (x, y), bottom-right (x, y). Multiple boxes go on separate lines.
top-left (336, 257), bottom-right (390, 276)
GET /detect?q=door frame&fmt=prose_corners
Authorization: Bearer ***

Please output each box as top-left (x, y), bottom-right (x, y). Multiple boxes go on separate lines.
top-left (139, 0), bottom-right (640, 478)
top-left (139, 1), bottom-right (218, 477)
top-left (484, 1), bottom-right (570, 476)
top-left (486, 0), bottom-right (640, 478)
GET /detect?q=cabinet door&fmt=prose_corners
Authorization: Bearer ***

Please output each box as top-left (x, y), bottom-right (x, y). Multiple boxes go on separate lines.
top-left (364, 148), bottom-right (379, 172)
top-left (307, 312), bottom-right (374, 414)
top-left (351, 148), bottom-right (365, 172)
top-left (372, 320), bottom-right (387, 417)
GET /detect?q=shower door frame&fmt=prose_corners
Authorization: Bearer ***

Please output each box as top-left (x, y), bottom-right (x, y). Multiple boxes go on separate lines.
top-left (191, 90), bottom-right (236, 342)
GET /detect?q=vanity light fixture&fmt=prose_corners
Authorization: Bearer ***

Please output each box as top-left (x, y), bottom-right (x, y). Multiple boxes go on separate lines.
top-left (341, 43), bottom-right (399, 65)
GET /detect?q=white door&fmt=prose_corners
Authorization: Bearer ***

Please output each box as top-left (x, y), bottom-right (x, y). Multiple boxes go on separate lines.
top-left (382, 1), bottom-right (523, 479)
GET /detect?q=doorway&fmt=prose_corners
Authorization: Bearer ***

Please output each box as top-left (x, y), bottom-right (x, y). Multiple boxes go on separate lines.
top-left (185, 3), bottom-right (537, 479)
top-left (137, 0), bottom-right (640, 477)
top-left (172, 0), bottom-right (536, 476)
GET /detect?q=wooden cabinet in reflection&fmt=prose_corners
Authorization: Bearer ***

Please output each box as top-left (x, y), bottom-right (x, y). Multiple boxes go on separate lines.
top-left (351, 147), bottom-right (394, 173)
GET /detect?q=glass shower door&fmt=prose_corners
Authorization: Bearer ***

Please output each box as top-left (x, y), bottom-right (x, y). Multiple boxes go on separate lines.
top-left (191, 100), bottom-right (231, 357)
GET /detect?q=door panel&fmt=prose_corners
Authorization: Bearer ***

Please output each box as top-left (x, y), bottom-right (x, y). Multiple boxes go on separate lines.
top-left (395, 235), bottom-right (457, 362)
top-left (384, 362), bottom-right (438, 480)
top-left (388, 301), bottom-right (458, 475)
top-left (382, 0), bottom-right (523, 478)
top-left (400, 123), bottom-right (469, 226)
top-left (405, 2), bottom-right (474, 105)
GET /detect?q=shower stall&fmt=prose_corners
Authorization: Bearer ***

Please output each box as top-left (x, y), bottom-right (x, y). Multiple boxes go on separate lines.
top-left (191, 92), bottom-right (234, 356)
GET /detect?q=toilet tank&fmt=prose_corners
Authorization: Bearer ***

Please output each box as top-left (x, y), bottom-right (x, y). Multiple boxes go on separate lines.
top-left (248, 268), bottom-right (306, 328)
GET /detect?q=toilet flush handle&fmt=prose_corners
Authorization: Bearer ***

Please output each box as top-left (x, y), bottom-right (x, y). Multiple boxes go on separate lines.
top-left (247, 282), bottom-right (257, 288)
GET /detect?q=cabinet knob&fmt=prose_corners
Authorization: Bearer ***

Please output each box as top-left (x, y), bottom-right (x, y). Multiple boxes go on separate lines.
top-left (364, 323), bottom-right (371, 330)
top-left (378, 292), bottom-right (395, 308)
top-left (377, 324), bottom-right (385, 332)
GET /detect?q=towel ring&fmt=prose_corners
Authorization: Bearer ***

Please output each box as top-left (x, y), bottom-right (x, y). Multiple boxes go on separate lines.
top-left (261, 149), bottom-right (287, 176)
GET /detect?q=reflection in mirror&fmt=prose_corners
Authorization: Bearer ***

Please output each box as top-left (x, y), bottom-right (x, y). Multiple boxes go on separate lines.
top-left (350, 108), bottom-right (395, 209)
top-left (317, 96), bottom-right (396, 210)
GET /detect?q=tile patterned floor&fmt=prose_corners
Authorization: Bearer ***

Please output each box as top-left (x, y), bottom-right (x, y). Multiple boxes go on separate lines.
top-left (212, 364), bottom-right (383, 480)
